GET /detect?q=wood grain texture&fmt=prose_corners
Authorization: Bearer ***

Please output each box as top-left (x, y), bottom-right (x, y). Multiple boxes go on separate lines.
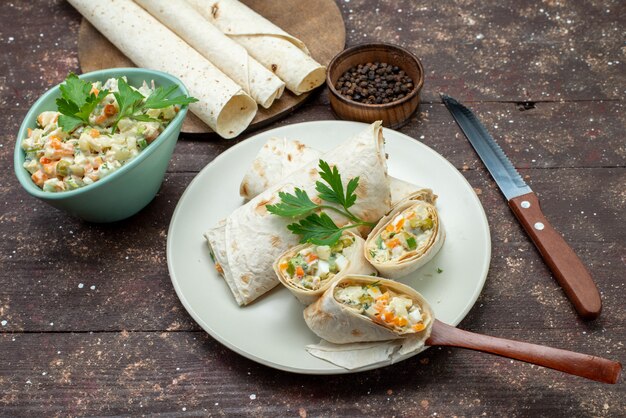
top-left (77, 0), bottom-right (346, 134)
top-left (510, 192), bottom-right (602, 319)
top-left (1, 331), bottom-right (624, 417)
top-left (1, 0), bottom-right (625, 416)
top-left (428, 320), bottom-right (621, 383)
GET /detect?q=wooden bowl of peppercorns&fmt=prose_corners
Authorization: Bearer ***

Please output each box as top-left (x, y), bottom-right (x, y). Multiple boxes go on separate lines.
top-left (326, 43), bottom-right (424, 129)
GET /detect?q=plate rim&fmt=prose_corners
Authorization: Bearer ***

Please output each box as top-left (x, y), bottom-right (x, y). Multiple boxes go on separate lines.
top-left (166, 120), bottom-right (491, 374)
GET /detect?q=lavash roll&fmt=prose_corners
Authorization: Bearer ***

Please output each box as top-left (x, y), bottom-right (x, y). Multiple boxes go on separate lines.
top-left (394, 187), bottom-right (438, 206)
top-left (303, 275), bottom-right (434, 344)
top-left (273, 232), bottom-right (376, 306)
top-left (239, 137), bottom-right (321, 198)
top-left (186, 0), bottom-right (326, 95)
top-left (68, 0), bottom-right (257, 138)
top-left (239, 137), bottom-right (433, 205)
top-left (135, 0), bottom-right (285, 108)
top-left (204, 122), bottom-right (391, 306)
top-left (365, 199), bottom-right (445, 279)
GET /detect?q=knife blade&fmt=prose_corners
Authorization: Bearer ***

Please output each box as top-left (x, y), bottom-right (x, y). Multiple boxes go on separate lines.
top-left (441, 94), bottom-right (602, 320)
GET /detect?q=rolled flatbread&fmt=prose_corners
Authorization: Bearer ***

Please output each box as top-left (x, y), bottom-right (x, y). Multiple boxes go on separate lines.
top-left (273, 231), bottom-right (376, 305)
top-left (239, 137), bottom-right (321, 198)
top-left (365, 199), bottom-right (445, 279)
top-left (186, 0), bottom-right (326, 95)
top-left (239, 136), bottom-right (436, 205)
top-left (135, 0), bottom-right (285, 108)
top-left (205, 122), bottom-right (391, 306)
top-left (68, 0), bottom-right (257, 138)
top-left (303, 275), bottom-right (434, 369)
top-left (303, 275), bottom-right (433, 344)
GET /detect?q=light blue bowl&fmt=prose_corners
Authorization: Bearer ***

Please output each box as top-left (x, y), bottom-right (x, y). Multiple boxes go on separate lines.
top-left (14, 68), bottom-right (190, 223)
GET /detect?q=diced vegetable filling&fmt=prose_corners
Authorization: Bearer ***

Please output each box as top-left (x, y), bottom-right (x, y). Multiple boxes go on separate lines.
top-left (279, 235), bottom-right (355, 290)
top-left (334, 283), bottom-right (427, 333)
top-left (368, 205), bottom-right (434, 263)
top-left (22, 78), bottom-right (179, 192)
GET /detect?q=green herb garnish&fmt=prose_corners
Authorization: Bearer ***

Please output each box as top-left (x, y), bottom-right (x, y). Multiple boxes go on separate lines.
top-left (437, 267), bottom-right (443, 274)
top-left (286, 213), bottom-right (357, 246)
top-left (267, 160), bottom-right (375, 246)
top-left (315, 160), bottom-right (359, 213)
top-left (110, 78), bottom-right (198, 133)
top-left (55, 73), bottom-right (198, 134)
top-left (56, 73), bottom-right (109, 132)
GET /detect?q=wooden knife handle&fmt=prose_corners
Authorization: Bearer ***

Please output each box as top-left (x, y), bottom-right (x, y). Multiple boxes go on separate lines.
top-left (427, 320), bottom-right (621, 384)
top-left (509, 192), bottom-right (602, 320)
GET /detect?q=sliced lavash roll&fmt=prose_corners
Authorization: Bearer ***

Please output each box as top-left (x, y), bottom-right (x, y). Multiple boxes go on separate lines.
top-left (239, 137), bottom-right (321, 198)
top-left (303, 275), bottom-right (434, 344)
top-left (364, 199), bottom-right (445, 279)
top-left (273, 232), bottom-right (376, 305)
top-left (68, 0), bottom-right (257, 138)
top-left (186, 0), bottom-right (326, 95)
top-left (393, 186), bottom-right (438, 206)
top-left (239, 137), bottom-right (432, 204)
top-left (136, 0), bottom-right (285, 108)
top-left (204, 122), bottom-right (391, 306)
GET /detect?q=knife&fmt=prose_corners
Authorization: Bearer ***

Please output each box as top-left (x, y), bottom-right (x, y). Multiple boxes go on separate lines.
top-left (441, 94), bottom-right (602, 320)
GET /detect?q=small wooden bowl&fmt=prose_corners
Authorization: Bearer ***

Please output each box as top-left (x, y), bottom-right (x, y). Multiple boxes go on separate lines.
top-left (326, 43), bottom-right (424, 129)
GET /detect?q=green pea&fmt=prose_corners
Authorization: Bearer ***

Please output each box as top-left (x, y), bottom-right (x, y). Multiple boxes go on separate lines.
top-left (56, 160), bottom-right (70, 177)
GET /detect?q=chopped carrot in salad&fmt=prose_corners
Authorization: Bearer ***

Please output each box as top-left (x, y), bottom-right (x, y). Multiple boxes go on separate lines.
top-left (334, 282), bottom-right (428, 334)
top-left (368, 205), bottom-right (435, 263)
top-left (278, 235), bottom-right (355, 291)
top-left (21, 77), bottom-right (179, 193)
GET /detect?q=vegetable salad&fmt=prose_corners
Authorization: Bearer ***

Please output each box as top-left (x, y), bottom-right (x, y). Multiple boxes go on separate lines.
top-left (368, 205), bottom-right (434, 263)
top-left (22, 74), bottom-right (196, 192)
top-left (334, 282), bottom-right (428, 333)
top-left (278, 235), bottom-right (356, 290)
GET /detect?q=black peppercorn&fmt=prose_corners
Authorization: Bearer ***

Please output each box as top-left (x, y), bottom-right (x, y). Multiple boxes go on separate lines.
top-left (334, 61), bottom-right (414, 104)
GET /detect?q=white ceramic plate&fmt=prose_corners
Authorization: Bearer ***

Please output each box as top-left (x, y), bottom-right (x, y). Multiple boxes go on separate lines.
top-left (167, 121), bottom-right (491, 374)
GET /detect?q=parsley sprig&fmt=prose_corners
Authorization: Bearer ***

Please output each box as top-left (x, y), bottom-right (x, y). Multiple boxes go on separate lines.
top-left (54, 72), bottom-right (198, 133)
top-left (110, 78), bottom-right (198, 133)
top-left (267, 160), bottom-right (375, 245)
top-left (56, 73), bottom-right (109, 133)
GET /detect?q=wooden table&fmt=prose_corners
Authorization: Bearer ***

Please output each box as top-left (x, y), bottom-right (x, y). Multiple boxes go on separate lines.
top-left (1, 1), bottom-right (624, 416)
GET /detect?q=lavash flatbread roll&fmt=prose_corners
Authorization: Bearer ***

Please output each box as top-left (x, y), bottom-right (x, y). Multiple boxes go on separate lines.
top-left (239, 137), bottom-right (321, 198)
top-left (273, 231), bottom-right (376, 305)
top-left (136, 0), bottom-right (285, 108)
top-left (303, 275), bottom-right (434, 344)
top-left (365, 199), bottom-right (445, 279)
top-left (239, 137), bottom-right (432, 204)
top-left (205, 122), bottom-right (391, 306)
top-left (186, 0), bottom-right (326, 95)
top-left (393, 187), bottom-right (438, 206)
top-left (68, 0), bottom-right (257, 138)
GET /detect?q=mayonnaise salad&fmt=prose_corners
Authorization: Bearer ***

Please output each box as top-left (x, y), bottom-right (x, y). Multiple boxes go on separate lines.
top-left (278, 235), bottom-right (356, 291)
top-left (334, 281), bottom-right (428, 333)
top-left (22, 77), bottom-right (182, 192)
top-left (368, 204), bottom-right (435, 263)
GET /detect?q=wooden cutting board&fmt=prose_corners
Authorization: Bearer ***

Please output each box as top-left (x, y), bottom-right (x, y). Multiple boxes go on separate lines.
top-left (77, 0), bottom-right (346, 135)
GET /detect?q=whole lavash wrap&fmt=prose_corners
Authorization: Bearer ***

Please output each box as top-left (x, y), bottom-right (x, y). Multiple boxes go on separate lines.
top-left (68, 0), bottom-right (257, 138)
top-left (204, 122), bottom-right (391, 306)
top-left (365, 199), bottom-right (445, 279)
top-left (186, 0), bottom-right (326, 95)
top-left (136, 0), bottom-right (285, 108)
top-left (273, 232), bottom-right (376, 306)
top-left (303, 275), bottom-right (434, 369)
top-left (239, 136), bottom-right (435, 205)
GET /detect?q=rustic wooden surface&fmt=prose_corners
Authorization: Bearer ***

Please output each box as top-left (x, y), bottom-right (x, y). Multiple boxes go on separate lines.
top-left (1, 0), bottom-right (625, 416)
top-left (78, 0), bottom-right (346, 134)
